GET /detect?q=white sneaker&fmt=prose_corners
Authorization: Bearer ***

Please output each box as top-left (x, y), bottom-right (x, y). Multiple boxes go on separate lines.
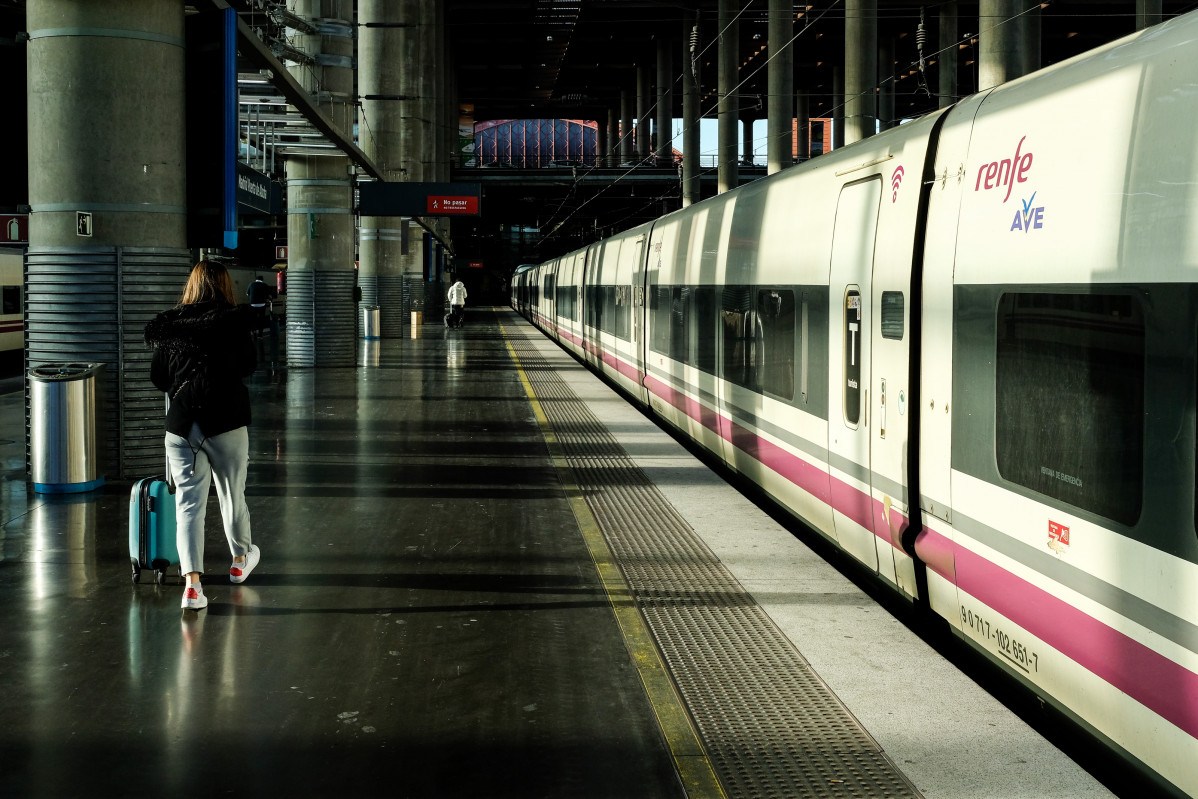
top-left (181, 584), bottom-right (208, 610)
top-left (230, 545), bottom-right (261, 584)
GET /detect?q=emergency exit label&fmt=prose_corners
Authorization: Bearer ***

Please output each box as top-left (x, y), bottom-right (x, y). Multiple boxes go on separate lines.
top-left (428, 196), bottom-right (479, 215)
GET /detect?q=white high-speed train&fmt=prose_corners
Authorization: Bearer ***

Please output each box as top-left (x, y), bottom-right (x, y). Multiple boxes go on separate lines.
top-left (514, 12), bottom-right (1198, 797)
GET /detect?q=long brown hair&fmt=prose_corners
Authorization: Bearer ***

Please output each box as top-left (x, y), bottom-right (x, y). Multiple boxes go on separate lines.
top-left (179, 260), bottom-right (237, 306)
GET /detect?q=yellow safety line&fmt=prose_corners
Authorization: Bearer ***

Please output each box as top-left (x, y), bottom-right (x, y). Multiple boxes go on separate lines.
top-left (501, 324), bottom-right (727, 799)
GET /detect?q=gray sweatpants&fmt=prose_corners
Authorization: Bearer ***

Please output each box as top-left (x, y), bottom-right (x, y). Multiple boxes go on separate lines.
top-left (166, 423), bottom-right (252, 576)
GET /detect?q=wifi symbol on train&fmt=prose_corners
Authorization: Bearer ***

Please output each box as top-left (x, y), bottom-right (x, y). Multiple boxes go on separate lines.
top-left (890, 166), bottom-right (905, 203)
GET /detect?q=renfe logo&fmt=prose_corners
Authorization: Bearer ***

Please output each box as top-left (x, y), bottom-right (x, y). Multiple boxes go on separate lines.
top-left (975, 136), bottom-right (1033, 203)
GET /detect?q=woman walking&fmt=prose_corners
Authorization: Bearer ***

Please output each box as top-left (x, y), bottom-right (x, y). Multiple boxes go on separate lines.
top-left (145, 260), bottom-right (260, 610)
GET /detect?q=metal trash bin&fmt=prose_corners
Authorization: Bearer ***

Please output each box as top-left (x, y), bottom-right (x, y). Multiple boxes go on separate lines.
top-left (29, 362), bottom-right (106, 494)
top-left (362, 304), bottom-right (381, 340)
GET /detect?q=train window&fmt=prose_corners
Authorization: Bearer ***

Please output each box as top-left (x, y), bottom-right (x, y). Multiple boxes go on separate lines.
top-left (670, 287), bottom-right (691, 365)
top-left (556, 283), bottom-right (576, 321)
top-left (585, 285), bottom-right (601, 330)
top-left (651, 286), bottom-right (671, 352)
top-left (543, 274), bottom-right (555, 310)
top-left (694, 286), bottom-right (717, 375)
top-left (995, 292), bottom-right (1144, 525)
top-left (721, 285), bottom-right (760, 392)
top-left (757, 290), bottom-right (795, 400)
top-left (2, 286), bottom-right (20, 315)
top-left (613, 285), bottom-right (631, 340)
top-left (844, 289), bottom-right (863, 425)
top-left (881, 291), bottom-right (904, 340)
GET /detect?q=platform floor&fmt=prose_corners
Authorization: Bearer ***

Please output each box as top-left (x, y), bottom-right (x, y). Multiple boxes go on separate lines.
top-left (0, 308), bottom-right (1120, 798)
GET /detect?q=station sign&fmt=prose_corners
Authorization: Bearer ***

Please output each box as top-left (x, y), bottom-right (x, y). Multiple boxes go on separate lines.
top-left (428, 196), bottom-right (479, 215)
top-left (237, 162), bottom-right (280, 215)
top-left (359, 182), bottom-right (482, 218)
top-left (0, 214), bottom-right (27, 243)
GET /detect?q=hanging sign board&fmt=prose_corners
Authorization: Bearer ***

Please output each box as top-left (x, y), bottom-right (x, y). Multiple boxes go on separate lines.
top-left (359, 182), bottom-right (482, 217)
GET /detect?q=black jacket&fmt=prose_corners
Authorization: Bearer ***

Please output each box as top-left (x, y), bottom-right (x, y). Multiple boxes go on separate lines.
top-left (145, 300), bottom-right (257, 438)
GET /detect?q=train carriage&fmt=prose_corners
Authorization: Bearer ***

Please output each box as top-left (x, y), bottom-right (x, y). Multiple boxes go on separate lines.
top-left (514, 12), bottom-right (1198, 795)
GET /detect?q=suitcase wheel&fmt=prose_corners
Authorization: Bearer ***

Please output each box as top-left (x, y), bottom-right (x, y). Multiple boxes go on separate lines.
top-left (155, 569), bottom-right (167, 586)
top-left (131, 561), bottom-right (141, 584)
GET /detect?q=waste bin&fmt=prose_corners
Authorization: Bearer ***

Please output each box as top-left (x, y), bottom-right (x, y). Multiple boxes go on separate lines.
top-left (362, 304), bottom-right (381, 340)
top-left (29, 362), bottom-right (106, 494)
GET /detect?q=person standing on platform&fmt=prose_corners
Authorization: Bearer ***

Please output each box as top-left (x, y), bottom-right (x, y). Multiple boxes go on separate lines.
top-left (446, 278), bottom-right (468, 328)
top-left (145, 260), bottom-right (261, 611)
top-left (246, 274), bottom-right (276, 335)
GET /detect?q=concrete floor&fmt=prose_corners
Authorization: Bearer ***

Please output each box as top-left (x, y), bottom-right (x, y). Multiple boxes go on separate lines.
top-left (0, 308), bottom-right (1124, 798)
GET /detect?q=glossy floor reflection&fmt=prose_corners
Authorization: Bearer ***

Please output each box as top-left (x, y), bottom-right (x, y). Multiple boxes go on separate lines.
top-left (0, 309), bottom-right (683, 798)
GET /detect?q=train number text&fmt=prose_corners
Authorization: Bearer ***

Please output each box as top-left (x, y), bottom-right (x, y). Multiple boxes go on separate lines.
top-left (960, 605), bottom-right (1039, 674)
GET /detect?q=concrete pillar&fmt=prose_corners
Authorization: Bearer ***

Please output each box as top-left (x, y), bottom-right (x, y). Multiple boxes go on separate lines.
top-left (844, 0), bottom-right (877, 144)
top-left (431, 0), bottom-right (450, 285)
top-left (607, 106), bottom-right (618, 166)
top-left (637, 64), bottom-right (651, 162)
top-left (795, 90), bottom-right (810, 161)
top-left (741, 116), bottom-right (755, 165)
top-left (360, 0), bottom-right (406, 339)
top-left (682, 13), bottom-right (701, 206)
top-left (397, 0), bottom-right (427, 295)
top-left (832, 66), bottom-right (845, 150)
top-left (597, 116), bottom-right (608, 167)
top-left (767, 0), bottom-right (794, 174)
top-left (717, 0), bottom-right (739, 193)
top-left (878, 38), bottom-right (895, 131)
top-left (285, 0), bottom-right (356, 367)
top-left (656, 38), bottom-right (673, 166)
top-left (979, 0), bottom-right (1021, 90)
top-left (939, 2), bottom-right (959, 108)
top-left (1021, 2), bottom-right (1041, 76)
top-left (621, 88), bottom-right (633, 164)
top-left (1137, 0), bottom-right (1163, 29)
top-left (26, 0), bottom-right (191, 479)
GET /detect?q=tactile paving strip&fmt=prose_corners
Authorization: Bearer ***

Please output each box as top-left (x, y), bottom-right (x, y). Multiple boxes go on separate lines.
top-left (509, 330), bottom-right (923, 799)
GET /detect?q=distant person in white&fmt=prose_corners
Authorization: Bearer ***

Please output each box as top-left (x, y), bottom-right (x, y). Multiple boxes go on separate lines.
top-left (446, 279), bottom-right (467, 328)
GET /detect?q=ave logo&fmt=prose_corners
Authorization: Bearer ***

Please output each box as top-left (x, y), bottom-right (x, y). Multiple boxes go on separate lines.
top-left (1010, 192), bottom-right (1044, 233)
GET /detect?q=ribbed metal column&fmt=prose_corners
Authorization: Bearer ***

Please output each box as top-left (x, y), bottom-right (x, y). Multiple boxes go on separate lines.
top-left (379, 275), bottom-right (406, 331)
top-left (26, 247), bottom-right (190, 480)
top-left (285, 0), bottom-right (356, 367)
top-left (285, 270), bottom-right (356, 366)
top-left (26, 0), bottom-right (188, 483)
top-left (361, 0), bottom-right (406, 338)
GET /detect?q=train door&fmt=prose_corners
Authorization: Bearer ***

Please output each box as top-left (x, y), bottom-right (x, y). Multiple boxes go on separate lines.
top-left (827, 178), bottom-right (882, 571)
top-left (630, 233), bottom-right (648, 399)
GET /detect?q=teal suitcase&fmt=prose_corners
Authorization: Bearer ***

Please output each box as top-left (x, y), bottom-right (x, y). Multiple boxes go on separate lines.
top-left (128, 476), bottom-right (179, 584)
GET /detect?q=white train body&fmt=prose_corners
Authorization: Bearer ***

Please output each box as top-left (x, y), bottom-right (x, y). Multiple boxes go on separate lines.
top-left (513, 12), bottom-right (1198, 796)
top-left (0, 249), bottom-right (23, 353)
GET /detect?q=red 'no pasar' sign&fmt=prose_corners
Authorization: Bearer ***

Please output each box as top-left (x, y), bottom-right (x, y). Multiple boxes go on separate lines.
top-left (427, 196), bottom-right (478, 215)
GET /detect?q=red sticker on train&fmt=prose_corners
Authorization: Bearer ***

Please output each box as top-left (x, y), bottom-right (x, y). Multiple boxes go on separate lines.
top-left (1048, 520), bottom-right (1070, 550)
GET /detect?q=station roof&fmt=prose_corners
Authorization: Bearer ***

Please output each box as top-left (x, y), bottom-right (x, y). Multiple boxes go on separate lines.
top-left (447, 0), bottom-right (1191, 125)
